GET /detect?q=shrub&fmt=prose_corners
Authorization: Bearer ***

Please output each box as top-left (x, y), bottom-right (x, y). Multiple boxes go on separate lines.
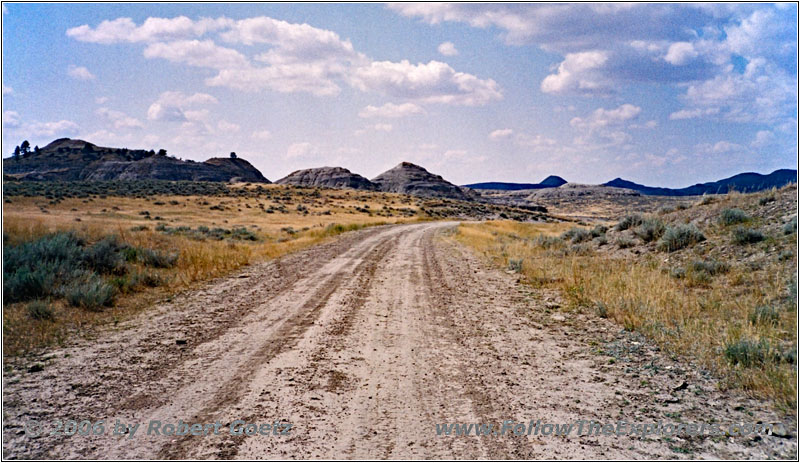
top-left (633, 217), bottom-right (665, 243)
top-left (507, 258), bottom-right (523, 273)
top-left (719, 208), bottom-right (750, 225)
top-left (66, 276), bottom-right (116, 311)
top-left (724, 339), bottom-right (780, 367)
top-left (658, 205), bottom-right (676, 215)
top-left (697, 195), bottom-right (715, 206)
top-left (784, 216), bottom-right (797, 235)
top-left (26, 300), bottom-right (54, 321)
top-left (139, 249), bottom-right (179, 268)
top-left (84, 235), bottom-right (126, 274)
top-left (615, 237), bottom-right (636, 249)
top-left (532, 235), bottom-right (564, 249)
top-left (749, 305), bottom-right (780, 326)
top-left (560, 227), bottom-right (592, 243)
top-left (615, 214), bottom-right (644, 231)
top-left (657, 223), bottom-right (706, 252)
top-left (690, 259), bottom-right (730, 276)
top-left (732, 227), bottom-right (764, 245)
top-left (590, 225), bottom-right (608, 237)
top-left (759, 194), bottom-right (776, 205)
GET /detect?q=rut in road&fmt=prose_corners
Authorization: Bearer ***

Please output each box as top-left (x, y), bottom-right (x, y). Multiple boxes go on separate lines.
top-left (2, 222), bottom-right (796, 459)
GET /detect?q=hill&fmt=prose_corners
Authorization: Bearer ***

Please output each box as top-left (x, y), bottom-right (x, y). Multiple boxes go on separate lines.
top-left (371, 162), bottom-right (476, 200)
top-left (465, 175), bottom-right (567, 191)
top-left (604, 169), bottom-right (796, 196)
top-left (3, 138), bottom-right (269, 183)
top-left (276, 167), bottom-right (377, 190)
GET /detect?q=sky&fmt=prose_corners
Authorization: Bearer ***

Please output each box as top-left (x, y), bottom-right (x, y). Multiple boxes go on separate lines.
top-left (2, 3), bottom-right (797, 187)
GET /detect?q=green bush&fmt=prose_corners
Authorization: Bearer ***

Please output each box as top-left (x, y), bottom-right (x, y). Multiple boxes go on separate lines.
top-left (615, 237), bottom-right (636, 249)
top-left (633, 217), bottom-right (665, 243)
top-left (615, 214), bottom-right (644, 231)
top-left (26, 300), bottom-right (54, 321)
top-left (724, 339), bottom-right (780, 367)
top-left (84, 235), bottom-right (126, 274)
top-left (139, 249), bottom-right (179, 268)
top-left (66, 276), bottom-right (116, 311)
top-left (507, 258), bottom-right (523, 273)
top-left (532, 235), bottom-right (564, 249)
top-left (657, 223), bottom-right (706, 252)
top-left (784, 216), bottom-right (797, 235)
top-left (690, 259), bottom-right (730, 276)
top-left (732, 227), bottom-right (764, 245)
top-left (590, 225), bottom-right (608, 237)
top-left (719, 208), bottom-right (750, 225)
top-left (560, 227), bottom-right (592, 243)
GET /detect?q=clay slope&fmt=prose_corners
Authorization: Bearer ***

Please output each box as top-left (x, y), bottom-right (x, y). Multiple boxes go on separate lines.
top-left (371, 162), bottom-right (476, 200)
top-left (276, 166), bottom-right (377, 190)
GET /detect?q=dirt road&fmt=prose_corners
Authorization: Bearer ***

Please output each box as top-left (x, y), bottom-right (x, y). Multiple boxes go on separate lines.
top-left (3, 222), bottom-right (796, 459)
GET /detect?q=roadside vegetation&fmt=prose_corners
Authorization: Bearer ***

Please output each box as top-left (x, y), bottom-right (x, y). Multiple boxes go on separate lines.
top-left (455, 185), bottom-right (797, 409)
top-left (3, 180), bottom-right (548, 356)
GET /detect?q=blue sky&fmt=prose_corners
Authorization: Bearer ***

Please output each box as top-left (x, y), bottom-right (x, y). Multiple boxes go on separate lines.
top-left (2, 3), bottom-right (797, 187)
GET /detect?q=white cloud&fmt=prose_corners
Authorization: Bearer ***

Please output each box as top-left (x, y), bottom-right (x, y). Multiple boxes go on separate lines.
top-left (358, 102), bottom-right (424, 118)
top-left (695, 140), bottom-right (743, 154)
top-left (207, 65), bottom-right (343, 96)
top-left (251, 130), bottom-right (272, 141)
top-left (147, 92), bottom-right (217, 122)
top-left (286, 141), bottom-right (314, 159)
top-left (570, 103), bottom-right (641, 129)
top-left (540, 50), bottom-right (609, 94)
top-left (669, 107), bottom-right (720, 120)
top-left (95, 96), bottom-right (109, 104)
top-left (630, 120), bottom-right (658, 129)
top-left (66, 16), bottom-right (233, 44)
top-left (2, 85), bottom-right (12, 95)
top-left (143, 40), bottom-right (249, 70)
top-left (29, 120), bottom-right (80, 137)
top-left (489, 128), bottom-right (513, 140)
top-left (67, 65), bottom-right (95, 81)
top-left (217, 120), bottom-right (240, 132)
top-left (3, 110), bottom-right (20, 128)
top-left (751, 130), bottom-right (774, 148)
top-left (351, 60), bottom-right (502, 106)
top-left (664, 42), bottom-right (698, 65)
top-left (515, 133), bottom-right (557, 148)
top-left (373, 123), bottom-right (393, 132)
top-left (147, 91), bottom-right (218, 122)
top-left (438, 41), bottom-right (458, 56)
top-left (96, 107), bottom-right (143, 129)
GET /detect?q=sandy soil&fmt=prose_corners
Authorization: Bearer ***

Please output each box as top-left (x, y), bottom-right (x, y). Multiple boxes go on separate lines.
top-left (2, 222), bottom-right (796, 459)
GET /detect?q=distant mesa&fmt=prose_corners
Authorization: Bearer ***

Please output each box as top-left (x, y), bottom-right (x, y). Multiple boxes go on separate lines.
top-left (465, 175), bottom-right (567, 191)
top-left (3, 138), bottom-right (269, 183)
top-left (276, 166), bottom-right (377, 190)
top-left (604, 169), bottom-right (797, 196)
top-left (528, 183), bottom-right (640, 200)
top-left (371, 161), bottom-right (477, 200)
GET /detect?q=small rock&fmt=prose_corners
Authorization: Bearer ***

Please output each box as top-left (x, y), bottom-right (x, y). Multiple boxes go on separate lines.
top-left (673, 381), bottom-right (689, 391)
top-left (176, 339), bottom-right (187, 345)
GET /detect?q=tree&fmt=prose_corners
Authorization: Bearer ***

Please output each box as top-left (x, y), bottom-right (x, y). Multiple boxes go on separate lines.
top-left (230, 152), bottom-right (237, 159)
top-left (157, 149), bottom-right (167, 157)
top-left (20, 140), bottom-right (30, 157)
top-left (13, 146), bottom-right (20, 162)
top-left (34, 146), bottom-right (40, 156)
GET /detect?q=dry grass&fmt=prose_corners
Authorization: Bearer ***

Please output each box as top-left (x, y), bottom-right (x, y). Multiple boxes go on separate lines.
top-left (3, 185), bottom-right (421, 356)
top-left (455, 191), bottom-right (797, 410)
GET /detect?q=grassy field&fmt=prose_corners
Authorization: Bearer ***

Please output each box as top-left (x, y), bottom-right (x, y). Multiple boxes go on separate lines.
top-left (2, 182), bottom-right (431, 356)
top-left (454, 186), bottom-right (797, 410)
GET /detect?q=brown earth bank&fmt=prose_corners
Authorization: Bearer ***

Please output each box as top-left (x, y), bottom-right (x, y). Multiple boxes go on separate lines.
top-left (2, 222), bottom-right (796, 459)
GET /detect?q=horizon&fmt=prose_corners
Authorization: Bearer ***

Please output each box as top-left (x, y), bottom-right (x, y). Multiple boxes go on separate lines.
top-left (2, 3), bottom-right (798, 188)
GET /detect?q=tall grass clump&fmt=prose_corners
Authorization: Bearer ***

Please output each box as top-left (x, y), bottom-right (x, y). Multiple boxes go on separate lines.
top-left (66, 276), bottom-right (116, 311)
top-left (633, 217), bottom-right (665, 243)
top-left (732, 226), bottom-right (765, 245)
top-left (657, 223), bottom-right (706, 252)
top-left (560, 227), bottom-right (592, 243)
top-left (615, 214), bottom-right (644, 231)
top-left (719, 208), bottom-right (750, 225)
